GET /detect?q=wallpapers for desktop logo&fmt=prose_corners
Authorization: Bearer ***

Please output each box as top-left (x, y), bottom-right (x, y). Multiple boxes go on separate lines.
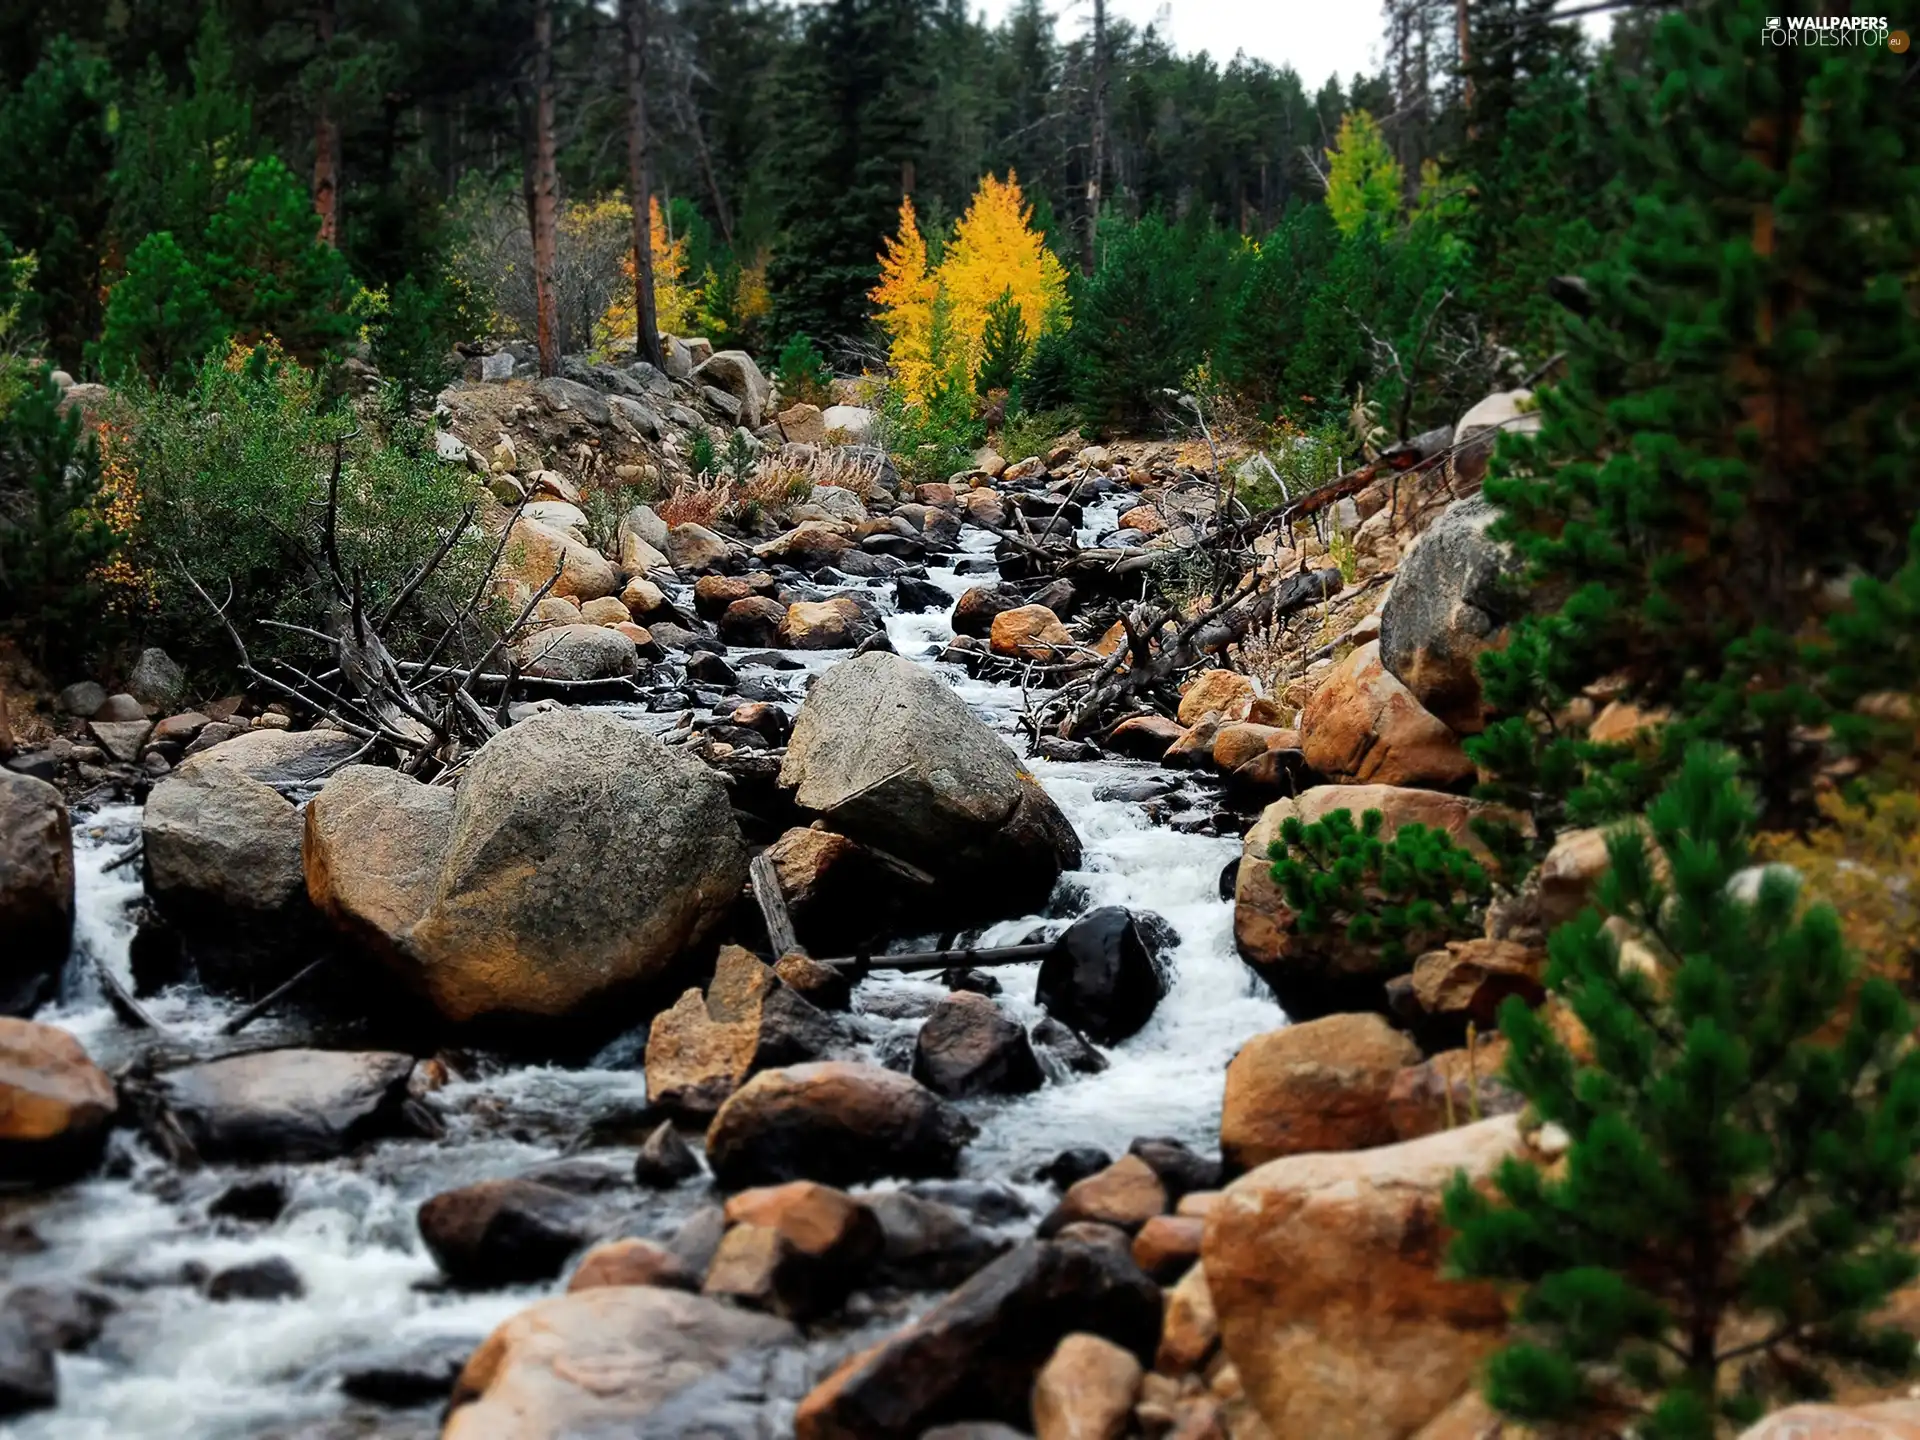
top-left (1763, 15), bottom-right (1904, 47)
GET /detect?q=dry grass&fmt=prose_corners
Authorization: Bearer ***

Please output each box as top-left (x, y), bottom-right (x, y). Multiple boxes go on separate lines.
top-left (657, 473), bottom-right (736, 529)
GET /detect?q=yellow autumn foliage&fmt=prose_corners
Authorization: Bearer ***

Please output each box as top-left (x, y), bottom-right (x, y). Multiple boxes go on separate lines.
top-left (595, 196), bottom-right (698, 355)
top-left (870, 172), bottom-right (1068, 404)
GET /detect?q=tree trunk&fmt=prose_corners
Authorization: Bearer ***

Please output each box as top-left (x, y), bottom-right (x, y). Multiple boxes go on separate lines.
top-left (531, 0), bottom-right (561, 378)
top-left (313, 0), bottom-right (339, 246)
top-left (622, 0), bottom-right (665, 369)
top-left (1081, 0), bottom-right (1106, 275)
top-left (1456, 0), bottom-right (1472, 115)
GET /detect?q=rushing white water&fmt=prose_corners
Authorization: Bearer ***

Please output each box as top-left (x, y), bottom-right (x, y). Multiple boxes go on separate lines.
top-left (12, 504), bottom-right (1282, 1440)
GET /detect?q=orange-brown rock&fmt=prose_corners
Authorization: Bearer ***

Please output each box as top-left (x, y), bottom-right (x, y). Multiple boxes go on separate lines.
top-left (1386, 1038), bottom-right (1522, 1142)
top-left (1156, 1262), bottom-right (1219, 1375)
top-left (1175, 1191), bottom-right (1222, 1220)
top-left (952, 584), bottom-right (1025, 638)
top-left (1212, 724), bottom-right (1283, 773)
top-left (1033, 1332), bottom-right (1143, 1440)
top-left (1409, 939), bottom-right (1545, 1034)
top-left (1588, 698), bottom-right (1668, 746)
top-left (1119, 504), bottom-right (1166, 536)
top-left (694, 573), bottom-right (764, 618)
top-left (779, 596), bottom-right (878, 650)
top-left (498, 515), bottom-right (619, 602)
top-left (1178, 670), bottom-right (1257, 726)
top-left (1163, 717), bottom-right (1224, 769)
top-left (565, 1237), bottom-right (697, 1292)
top-left (1233, 786), bottom-right (1507, 1020)
top-left (1107, 715), bottom-right (1187, 760)
top-left (578, 596), bottom-right (631, 626)
top-left (1736, 1403), bottom-right (1920, 1439)
top-left (1534, 826), bottom-right (1611, 931)
top-left (1044, 1154), bottom-right (1168, 1235)
top-left (1094, 620), bottom-right (1128, 659)
top-left (0, 1017), bottom-right (117, 1184)
top-left (990, 604), bottom-right (1076, 660)
top-left (723, 1180), bottom-right (882, 1266)
top-left (1219, 1014), bottom-right (1420, 1172)
top-left (1204, 1115), bottom-right (1522, 1440)
top-left (613, 621), bottom-right (655, 649)
top-left (1132, 1214), bottom-right (1205, 1282)
top-left (1300, 641), bottom-right (1474, 789)
top-left (644, 987), bottom-right (759, 1120)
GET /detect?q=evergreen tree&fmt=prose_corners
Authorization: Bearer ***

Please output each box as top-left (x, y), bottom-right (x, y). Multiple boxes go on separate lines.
top-left (1446, 745), bottom-right (1920, 1438)
top-left (771, 331), bottom-right (833, 408)
top-left (0, 364), bottom-right (117, 663)
top-left (1324, 109), bottom-right (1402, 238)
top-left (1468, 0), bottom-right (1920, 838)
top-left (95, 232), bottom-right (229, 390)
top-left (0, 38), bottom-right (116, 372)
top-left (1222, 202), bottom-right (1339, 414)
top-left (202, 155), bottom-right (359, 363)
top-left (975, 287), bottom-right (1026, 395)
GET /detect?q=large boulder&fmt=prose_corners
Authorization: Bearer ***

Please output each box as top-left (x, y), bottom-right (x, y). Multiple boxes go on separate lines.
top-left (309, 711), bottom-right (748, 1026)
top-left (755, 521), bottom-right (854, 572)
top-left (912, 992), bottom-right (1043, 1099)
top-left (499, 516), bottom-right (619, 603)
top-left (1219, 1015), bottom-right (1421, 1172)
top-left (1204, 1115), bottom-right (1521, 1440)
top-left (1377, 496), bottom-right (1520, 733)
top-left (1234, 785), bottom-right (1506, 1019)
top-left (443, 1286), bottom-right (796, 1440)
top-left (1737, 1403), bottom-right (1920, 1439)
top-left (0, 1018), bottom-right (117, 1184)
top-left (0, 774), bottom-right (72, 1015)
top-left (1449, 388), bottom-right (1540, 489)
top-left (693, 350), bottom-right (772, 430)
top-left (705, 1061), bottom-right (977, 1189)
top-left (779, 596), bottom-right (880, 650)
top-left (1300, 640), bottom-right (1475, 789)
top-left (511, 623), bottom-right (640, 681)
top-left (778, 653), bottom-right (1080, 921)
top-left (793, 1239), bottom-right (1162, 1440)
top-left (1034, 908), bottom-right (1168, 1046)
top-left (303, 765), bottom-right (455, 966)
top-left (155, 1048), bottom-right (417, 1162)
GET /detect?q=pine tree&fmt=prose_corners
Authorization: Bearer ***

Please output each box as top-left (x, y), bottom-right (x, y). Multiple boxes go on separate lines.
top-left (975, 287), bottom-right (1026, 396)
top-left (772, 331), bottom-right (833, 409)
top-left (1445, 745), bottom-right (1920, 1439)
top-left (1467, 0), bottom-right (1920, 839)
top-left (96, 232), bottom-right (229, 391)
top-left (202, 155), bottom-right (359, 363)
top-left (1324, 109), bottom-right (1402, 239)
top-left (1221, 202), bottom-right (1340, 415)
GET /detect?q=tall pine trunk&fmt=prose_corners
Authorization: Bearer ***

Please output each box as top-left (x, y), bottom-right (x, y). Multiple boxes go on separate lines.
top-left (531, 0), bottom-right (560, 378)
top-left (623, 0), bottom-right (664, 370)
top-left (1081, 0), bottom-right (1106, 275)
top-left (314, 0), bottom-right (339, 246)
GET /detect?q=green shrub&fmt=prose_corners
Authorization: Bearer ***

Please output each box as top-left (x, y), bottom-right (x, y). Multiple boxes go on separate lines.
top-left (0, 362), bottom-right (119, 663)
top-left (95, 231), bottom-right (228, 390)
top-left (771, 331), bottom-right (834, 410)
top-left (370, 271), bottom-right (480, 414)
top-left (998, 406), bottom-right (1077, 468)
top-left (1017, 319), bottom-right (1077, 413)
top-left (688, 426), bottom-right (717, 479)
top-left (1269, 808), bottom-right (1492, 971)
top-left (975, 287), bottom-right (1027, 396)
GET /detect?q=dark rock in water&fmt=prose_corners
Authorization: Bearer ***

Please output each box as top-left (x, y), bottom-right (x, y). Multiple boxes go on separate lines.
top-left (155, 1049), bottom-right (419, 1163)
top-left (736, 650), bottom-right (806, 671)
top-left (1035, 908), bottom-right (1169, 1046)
top-left (416, 1179), bottom-right (596, 1289)
top-left (894, 575), bottom-right (952, 614)
top-left (1031, 1017), bottom-right (1109, 1076)
top-left (666, 1204), bottom-right (728, 1275)
top-left (2, 1284), bottom-right (114, 1352)
top-left (1037, 1147), bottom-right (1112, 1190)
top-left (866, 1191), bottom-right (1012, 1290)
top-left (937, 967), bottom-right (1000, 997)
top-left (950, 584), bottom-right (1025, 639)
top-left (912, 993), bottom-right (1043, 1100)
top-left (515, 1156), bottom-right (633, 1194)
top-left (875, 1032), bottom-right (916, 1073)
top-left (687, 651), bottom-right (739, 688)
top-left (338, 1335), bottom-right (472, 1407)
top-left (904, 1180), bottom-right (1033, 1226)
top-left (791, 1239), bottom-right (1161, 1438)
top-left (206, 1256), bottom-right (306, 1302)
top-left (952, 556), bottom-right (997, 575)
top-left (852, 630), bottom-right (895, 656)
top-left (1033, 737), bottom-right (1097, 763)
top-left (705, 1062), bottom-right (976, 1189)
top-left (921, 1426), bottom-right (1034, 1440)
top-left (1217, 857), bottom-right (1239, 903)
top-left (0, 772), bottom-right (73, 1017)
top-left (634, 1120), bottom-right (703, 1188)
top-left (209, 1178), bottom-right (287, 1224)
top-left (0, 1309), bottom-right (56, 1418)
top-left (1127, 1137), bottom-right (1222, 1200)
top-left (1093, 777), bottom-right (1177, 804)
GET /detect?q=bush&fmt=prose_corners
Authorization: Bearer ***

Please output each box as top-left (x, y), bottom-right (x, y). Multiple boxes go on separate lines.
top-left (997, 406), bottom-right (1078, 467)
top-left (1016, 319), bottom-right (1077, 413)
top-left (0, 363), bottom-right (119, 664)
top-left (202, 156), bottom-right (358, 363)
top-left (877, 374), bottom-right (981, 487)
top-left (1445, 746), bottom-right (1920, 1437)
top-left (94, 230), bottom-right (228, 390)
top-left (128, 343), bottom-right (480, 667)
top-left (369, 271), bottom-right (481, 414)
top-left (1269, 808), bottom-right (1492, 971)
top-left (771, 331), bottom-right (833, 410)
top-left (975, 288), bottom-right (1027, 396)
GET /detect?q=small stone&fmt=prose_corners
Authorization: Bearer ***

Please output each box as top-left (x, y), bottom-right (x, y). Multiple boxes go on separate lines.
top-left (1130, 1214), bottom-right (1204, 1282)
top-left (1041, 1155), bottom-right (1167, 1236)
top-left (567, 1237), bottom-right (697, 1292)
top-left (57, 682), bottom-right (105, 718)
top-left (1033, 1332), bottom-right (1143, 1440)
top-left (1038, 1146), bottom-right (1113, 1190)
top-left (206, 1256), bottom-right (305, 1302)
top-left (633, 1120), bottom-right (704, 1187)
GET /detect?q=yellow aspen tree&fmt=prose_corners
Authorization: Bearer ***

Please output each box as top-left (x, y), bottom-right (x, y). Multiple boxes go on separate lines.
top-left (870, 194), bottom-right (939, 402)
top-left (596, 195), bottom-right (697, 355)
top-left (937, 170), bottom-right (1069, 376)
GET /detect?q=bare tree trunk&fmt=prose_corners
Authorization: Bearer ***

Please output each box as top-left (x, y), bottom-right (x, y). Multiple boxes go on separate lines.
top-left (531, 0), bottom-right (561, 378)
top-left (1081, 0), bottom-right (1106, 275)
top-left (622, 0), bottom-right (665, 369)
top-left (670, 84), bottom-right (735, 247)
top-left (1457, 0), bottom-right (1472, 114)
top-left (313, 0), bottom-right (339, 246)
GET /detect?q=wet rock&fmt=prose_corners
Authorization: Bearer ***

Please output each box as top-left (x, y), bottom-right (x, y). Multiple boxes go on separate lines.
top-left (418, 1178), bottom-right (597, 1289)
top-left (720, 595), bottom-right (788, 647)
top-left (1030, 1017), bottom-right (1108, 1076)
top-left (1032, 1332), bottom-right (1142, 1440)
top-left (1130, 1214), bottom-right (1204, 1283)
top-left (1040, 1155), bottom-right (1167, 1236)
top-left (895, 575), bottom-right (952, 614)
top-left (792, 1239), bottom-right (1161, 1440)
top-left (765, 827), bottom-right (928, 955)
top-left (209, 1178), bottom-right (287, 1224)
top-left (0, 1018), bottom-right (117, 1185)
top-left (706, 1181), bottom-right (883, 1319)
top-left (206, 1256), bottom-right (305, 1302)
top-left (125, 647), bottom-right (186, 710)
top-left (988, 604), bottom-right (1075, 660)
top-left (779, 653), bottom-right (1080, 922)
top-left (694, 573), bottom-right (770, 617)
top-left (1205, 1115), bottom-right (1521, 1439)
top-left (338, 1335), bottom-right (472, 1406)
top-left (633, 1120), bottom-right (704, 1187)
top-left (1377, 496), bottom-right (1518, 733)
top-left (1234, 785), bottom-right (1508, 1019)
top-left (666, 1204), bottom-right (729, 1275)
top-left (566, 1237), bottom-right (698, 1292)
top-left (1104, 715), bottom-right (1185, 761)
top-left (865, 1191), bottom-right (1011, 1290)
top-left (0, 774), bottom-right (73, 1016)
top-left (912, 992), bottom-right (1044, 1099)
top-left (706, 1061), bottom-right (977, 1189)
top-left (1220, 1015), bottom-right (1420, 1172)
top-left (951, 584), bottom-right (1026, 638)
top-left (686, 649), bottom-right (738, 686)
top-left (1300, 640), bottom-right (1474, 789)
top-left (1126, 1138), bottom-right (1220, 1200)
top-left (156, 1048), bottom-right (416, 1163)
top-left (1035, 908), bottom-right (1168, 1046)
top-left (645, 947), bottom-right (840, 1120)
top-left (328, 710), bottom-right (750, 1027)
top-left (1038, 1147), bottom-right (1113, 1190)
top-left (513, 622), bottom-right (640, 680)
top-left (2, 1284), bottom-right (114, 1353)
top-left (443, 1287), bottom-right (797, 1440)
top-left (0, 1309), bottom-right (56, 1419)
top-left (779, 595), bottom-right (881, 650)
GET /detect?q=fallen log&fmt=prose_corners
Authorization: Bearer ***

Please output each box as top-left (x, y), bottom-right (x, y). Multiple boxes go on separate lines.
top-left (748, 851), bottom-right (803, 959)
top-left (818, 941), bottom-right (1056, 975)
